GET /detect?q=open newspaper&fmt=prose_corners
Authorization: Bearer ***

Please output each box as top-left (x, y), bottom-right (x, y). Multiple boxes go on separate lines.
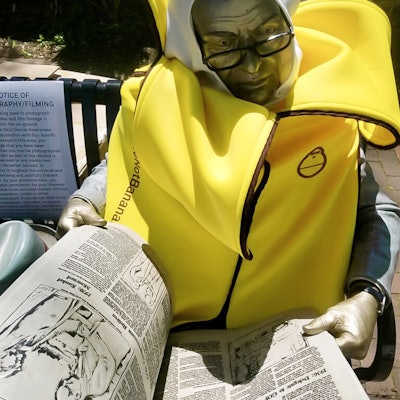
top-left (0, 223), bottom-right (369, 399)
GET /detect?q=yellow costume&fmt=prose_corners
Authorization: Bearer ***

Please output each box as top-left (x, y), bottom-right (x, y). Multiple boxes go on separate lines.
top-left (105, 0), bottom-right (400, 328)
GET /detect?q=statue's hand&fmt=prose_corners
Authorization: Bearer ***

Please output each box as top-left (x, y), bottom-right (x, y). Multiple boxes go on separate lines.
top-left (56, 198), bottom-right (106, 238)
top-left (303, 291), bottom-right (378, 359)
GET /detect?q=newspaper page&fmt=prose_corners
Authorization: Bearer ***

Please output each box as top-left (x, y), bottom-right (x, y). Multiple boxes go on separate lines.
top-left (0, 80), bottom-right (78, 221)
top-left (155, 315), bottom-right (369, 400)
top-left (0, 222), bottom-right (172, 400)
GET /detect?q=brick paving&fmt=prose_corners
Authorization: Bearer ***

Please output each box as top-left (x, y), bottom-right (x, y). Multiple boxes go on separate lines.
top-left (362, 146), bottom-right (400, 399)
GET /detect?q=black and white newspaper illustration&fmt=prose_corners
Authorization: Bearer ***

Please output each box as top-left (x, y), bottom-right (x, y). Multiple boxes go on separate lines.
top-left (0, 223), bottom-right (172, 400)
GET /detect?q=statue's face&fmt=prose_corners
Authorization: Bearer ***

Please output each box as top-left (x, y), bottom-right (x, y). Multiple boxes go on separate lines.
top-left (192, 0), bottom-right (294, 105)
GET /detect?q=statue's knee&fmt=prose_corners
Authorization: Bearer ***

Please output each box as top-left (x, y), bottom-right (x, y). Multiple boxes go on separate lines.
top-left (0, 221), bottom-right (47, 294)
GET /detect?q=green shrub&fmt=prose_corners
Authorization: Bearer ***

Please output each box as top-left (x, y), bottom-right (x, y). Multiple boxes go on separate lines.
top-left (1, 0), bottom-right (398, 84)
top-left (0, 0), bottom-right (159, 78)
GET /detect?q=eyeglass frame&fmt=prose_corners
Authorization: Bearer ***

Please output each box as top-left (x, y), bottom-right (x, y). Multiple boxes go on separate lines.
top-left (197, 6), bottom-right (295, 72)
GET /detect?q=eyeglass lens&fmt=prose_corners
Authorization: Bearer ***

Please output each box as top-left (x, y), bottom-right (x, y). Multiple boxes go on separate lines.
top-left (205, 33), bottom-right (292, 70)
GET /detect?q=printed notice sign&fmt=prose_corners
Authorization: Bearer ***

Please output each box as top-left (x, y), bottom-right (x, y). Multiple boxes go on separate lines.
top-left (0, 81), bottom-right (78, 221)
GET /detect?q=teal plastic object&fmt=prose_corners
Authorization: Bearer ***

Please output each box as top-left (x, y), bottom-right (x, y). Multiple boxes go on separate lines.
top-left (0, 221), bottom-right (46, 294)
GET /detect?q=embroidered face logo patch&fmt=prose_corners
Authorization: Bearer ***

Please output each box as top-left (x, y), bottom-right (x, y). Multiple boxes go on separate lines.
top-left (297, 147), bottom-right (327, 178)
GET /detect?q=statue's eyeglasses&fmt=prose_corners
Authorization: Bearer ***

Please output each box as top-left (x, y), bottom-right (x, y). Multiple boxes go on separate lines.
top-left (200, 8), bottom-right (294, 72)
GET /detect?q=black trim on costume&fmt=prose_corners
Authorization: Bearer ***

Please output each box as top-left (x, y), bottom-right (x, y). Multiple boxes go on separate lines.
top-left (240, 119), bottom-right (278, 260)
top-left (171, 256), bottom-right (243, 332)
top-left (238, 107), bottom-right (400, 262)
top-left (277, 109), bottom-right (400, 150)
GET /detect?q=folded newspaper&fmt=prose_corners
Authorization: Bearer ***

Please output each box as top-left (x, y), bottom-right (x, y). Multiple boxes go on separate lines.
top-left (0, 223), bottom-right (369, 399)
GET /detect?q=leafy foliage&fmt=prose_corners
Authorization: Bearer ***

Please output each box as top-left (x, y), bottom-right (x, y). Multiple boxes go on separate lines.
top-left (0, 0), bottom-right (398, 84)
top-left (0, 0), bottom-right (159, 78)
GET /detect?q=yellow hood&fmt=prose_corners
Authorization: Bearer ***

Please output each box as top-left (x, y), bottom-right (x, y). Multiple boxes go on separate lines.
top-left (146, 0), bottom-right (400, 147)
top-left (291, 0), bottom-right (400, 147)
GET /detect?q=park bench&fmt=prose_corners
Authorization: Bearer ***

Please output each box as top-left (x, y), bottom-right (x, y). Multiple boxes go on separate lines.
top-left (0, 76), bottom-right (396, 383)
top-left (0, 76), bottom-right (121, 227)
